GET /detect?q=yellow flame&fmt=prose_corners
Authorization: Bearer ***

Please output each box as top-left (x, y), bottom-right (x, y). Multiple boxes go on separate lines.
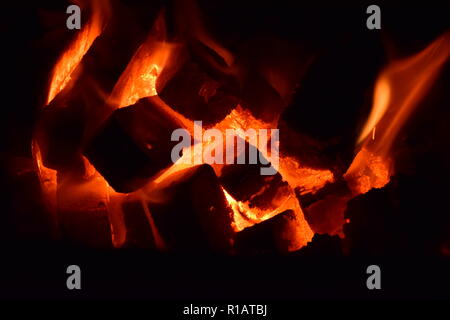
top-left (347, 32), bottom-right (450, 195)
top-left (357, 78), bottom-right (390, 144)
top-left (358, 32), bottom-right (450, 152)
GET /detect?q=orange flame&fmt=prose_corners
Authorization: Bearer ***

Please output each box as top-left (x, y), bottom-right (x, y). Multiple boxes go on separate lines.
top-left (358, 32), bottom-right (450, 150)
top-left (47, 0), bottom-right (110, 105)
top-left (346, 32), bottom-right (450, 195)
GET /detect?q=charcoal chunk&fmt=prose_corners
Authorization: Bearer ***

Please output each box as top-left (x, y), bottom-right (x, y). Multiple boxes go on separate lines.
top-left (84, 96), bottom-right (186, 193)
top-left (146, 164), bottom-right (235, 252)
top-left (235, 210), bottom-right (301, 254)
top-left (160, 61), bottom-right (238, 126)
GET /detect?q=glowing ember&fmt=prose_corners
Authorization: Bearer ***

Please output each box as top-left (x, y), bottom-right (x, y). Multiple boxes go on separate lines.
top-left (145, 103), bottom-right (315, 250)
top-left (278, 155), bottom-right (334, 195)
top-left (215, 106), bottom-right (334, 195)
top-left (108, 13), bottom-right (175, 109)
top-left (344, 147), bottom-right (391, 195)
top-left (47, 1), bottom-right (109, 104)
top-left (110, 43), bottom-right (174, 108)
top-left (214, 106), bottom-right (277, 132)
top-left (223, 187), bottom-right (313, 250)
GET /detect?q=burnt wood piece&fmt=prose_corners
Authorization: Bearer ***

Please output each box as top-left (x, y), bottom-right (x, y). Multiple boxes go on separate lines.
top-left (160, 61), bottom-right (239, 126)
top-left (234, 210), bottom-right (302, 254)
top-left (146, 164), bottom-right (234, 252)
top-left (84, 96), bottom-right (187, 193)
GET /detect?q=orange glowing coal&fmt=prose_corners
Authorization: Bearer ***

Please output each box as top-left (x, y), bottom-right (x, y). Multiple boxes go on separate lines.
top-left (47, 0), bottom-right (110, 105)
top-left (41, 0), bottom-right (450, 252)
top-left (346, 32), bottom-right (450, 195)
top-left (108, 12), bottom-right (177, 109)
top-left (136, 103), bottom-right (317, 250)
top-left (100, 3), bottom-right (311, 241)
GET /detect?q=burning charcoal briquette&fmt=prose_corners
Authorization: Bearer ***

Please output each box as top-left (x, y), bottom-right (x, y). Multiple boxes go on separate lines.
top-left (84, 96), bottom-right (187, 193)
top-left (160, 61), bottom-right (239, 126)
top-left (146, 164), bottom-right (235, 252)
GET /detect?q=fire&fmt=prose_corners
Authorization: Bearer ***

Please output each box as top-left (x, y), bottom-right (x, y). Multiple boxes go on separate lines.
top-left (215, 106), bottom-right (334, 193)
top-left (346, 32), bottom-right (450, 195)
top-left (108, 12), bottom-right (176, 108)
top-left (223, 187), bottom-right (313, 250)
top-left (345, 147), bottom-right (391, 195)
top-left (214, 108), bottom-right (317, 248)
top-left (41, 1), bottom-right (450, 253)
top-left (143, 103), bottom-right (316, 250)
top-left (214, 106), bottom-right (277, 132)
top-left (47, 0), bottom-right (110, 104)
top-left (278, 156), bottom-right (334, 195)
top-left (357, 78), bottom-right (390, 146)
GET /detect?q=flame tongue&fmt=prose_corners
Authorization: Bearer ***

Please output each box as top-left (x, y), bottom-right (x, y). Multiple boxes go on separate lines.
top-left (359, 32), bottom-right (450, 151)
top-left (346, 32), bottom-right (450, 195)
